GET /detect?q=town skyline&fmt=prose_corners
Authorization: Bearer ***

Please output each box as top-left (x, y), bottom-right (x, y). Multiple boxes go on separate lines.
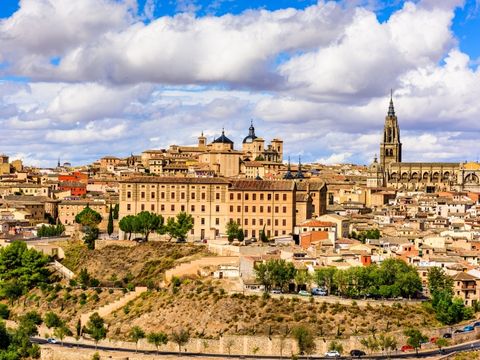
top-left (1, 0), bottom-right (480, 167)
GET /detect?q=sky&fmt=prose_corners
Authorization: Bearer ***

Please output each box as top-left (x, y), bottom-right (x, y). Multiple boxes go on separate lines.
top-left (0, 0), bottom-right (480, 167)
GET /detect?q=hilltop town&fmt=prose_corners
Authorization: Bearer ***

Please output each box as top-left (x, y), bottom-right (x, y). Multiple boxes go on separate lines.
top-left (1, 98), bottom-right (480, 359)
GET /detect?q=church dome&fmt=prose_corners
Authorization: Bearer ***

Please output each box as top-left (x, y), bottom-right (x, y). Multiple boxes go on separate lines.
top-left (242, 121), bottom-right (258, 144)
top-left (213, 129), bottom-right (233, 144)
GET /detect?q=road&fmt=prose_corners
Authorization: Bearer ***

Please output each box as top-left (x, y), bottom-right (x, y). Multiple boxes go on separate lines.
top-left (32, 337), bottom-right (480, 359)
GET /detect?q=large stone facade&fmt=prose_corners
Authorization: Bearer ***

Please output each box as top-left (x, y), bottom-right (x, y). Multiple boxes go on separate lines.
top-left (373, 95), bottom-right (480, 192)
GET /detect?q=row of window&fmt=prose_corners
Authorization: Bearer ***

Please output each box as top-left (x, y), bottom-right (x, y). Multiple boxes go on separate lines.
top-left (229, 205), bottom-right (287, 214)
top-left (127, 191), bottom-right (221, 201)
top-left (127, 203), bottom-right (221, 213)
top-left (231, 217), bottom-right (287, 227)
top-left (229, 193), bottom-right (288, 201)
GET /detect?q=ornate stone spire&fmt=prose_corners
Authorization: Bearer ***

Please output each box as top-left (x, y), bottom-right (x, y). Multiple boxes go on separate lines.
top-left (388, 89), bottom-right (395, 117)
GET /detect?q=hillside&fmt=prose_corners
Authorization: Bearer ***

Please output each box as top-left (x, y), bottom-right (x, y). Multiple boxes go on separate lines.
top-left (106, 279), bottom-right (441, 340)
top-left (60, 241), bottom-right (211, 285)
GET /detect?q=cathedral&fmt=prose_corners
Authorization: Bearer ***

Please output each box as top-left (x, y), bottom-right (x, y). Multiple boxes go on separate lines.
top-left (369, 93), bottom-right (480, 193)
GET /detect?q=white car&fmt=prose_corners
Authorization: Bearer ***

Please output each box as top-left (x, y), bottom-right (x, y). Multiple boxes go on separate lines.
top-left (325, 350), bottom-right (340, 357)
top-left (47, 338), bottom-right (57, 344)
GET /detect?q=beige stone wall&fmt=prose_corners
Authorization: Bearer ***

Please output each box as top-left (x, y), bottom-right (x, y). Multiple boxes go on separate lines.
top-left (164, 256), bottom-right (239, 282)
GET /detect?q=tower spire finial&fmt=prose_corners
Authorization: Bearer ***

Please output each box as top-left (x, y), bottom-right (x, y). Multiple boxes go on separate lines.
top-left (388, 89), bottom-right (395, 117)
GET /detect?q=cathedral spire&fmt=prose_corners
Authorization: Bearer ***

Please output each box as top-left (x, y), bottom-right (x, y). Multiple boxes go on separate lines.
top-left (388, 89), bottom-right (395, 117)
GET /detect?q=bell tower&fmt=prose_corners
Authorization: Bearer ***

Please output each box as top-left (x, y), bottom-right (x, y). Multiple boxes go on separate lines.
top-left (380, 90), bottom-right (402, 170)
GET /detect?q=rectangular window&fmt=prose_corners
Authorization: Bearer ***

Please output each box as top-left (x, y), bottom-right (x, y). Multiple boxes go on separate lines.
top-left (245, 218), bottom-right (248, 225)
top-left (151, 192), bottom-right (155, 199)
top-left (260, 194), bottom-right (264, 201)
top-left (260, 206), bottom-right (264, 213)
top-left (201, 218), bottom-right (205, 225)
top-left (161, 192), bottom-right (165, 199)
top-left (201, 205), bottom-right (205, 212)
top-left (274, 219), bottom-right (278, 226)
top-left (244, 206), bottom-right (248, 213)
top-left (275, 230), bottom-right (278, 236)
top-left (282, 219), bottom-right (286, 226)
top-left (252, 230), bottom-right (256, 237)
top-left (245, 194), bottom-right (249, 200)
top-left (161, 205), bottom-right (165, 211)
top-left (267, 206), bottom-right (271, 213)
top-left (260, 219), bottom-right (264, 226)
top-left (191, 192), bottom-right (195, 200)
top-left (151, 204), bottom-right (155, 211)
top-left (268, 194), bottom-right (272, 201)
top-left (275, 194), bottom-right (279, 201)
top-left (215, 218), bottom-right (220, 225)
top-left (230, 205), bottom-right (233, 212)
top-left (252, 206), bottom-right (256, 213)
top-left (252, 219), bottom-right (256, 226)
top-left (275, 206), bottom-right (279, 213)
top-left (253, 194), bottom-right (256, 201)
top-left (267, 219), bottom-right (271, 226)
top-left (201, 193), bottom-right (206, 200)
top-left (283, 194), bottom-right (287, 201)
top-left (181, 192), bottom-right (185, 200)
top-left (181, 205), bottom-right (185, 212)
top-left (127, 204), bottom-right (131, 211)
top-left (237, 206), bottom-right (241, 212)
top-left (216, 193), bottom-right (220, 200)
top-left (237, 193), bottom-right (241, 200)
top-left (283, 206), bottom-right (287, 213)
top-left (141, 204), bottom-right (145, 211)
top-left (127, 192), bottom-right (131, 199)
top-left (171, 205), bottom-right (175, 211)
top-left (215, 205), bottom-right (220, 212)
top-left (230, 193), bottom-right (234, 200)
top-left (191, 205), bottom-right (195, 212)
top-left (171, 192), bottom-right (175, 199)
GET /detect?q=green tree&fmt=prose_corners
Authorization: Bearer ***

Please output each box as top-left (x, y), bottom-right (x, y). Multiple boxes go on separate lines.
top-left (107, 206), bottom-right (114, 236)
top-left (328, 340), bottom-right (343, 355)
top-left (37, 223), bottom-right (65, 237)
top-left (226, 220), bottom-right (240, 242)
top-left (85, 313), bottom-right (107, 350)
top-left (254, 259), bottom-right (296, 292)
top-left (404, 328), bottom-right (427, 355)
top-left (119, 215), bottom-right (137, 240)
top-left (147, 332), bottom-right (168, 355)
top-left (171, 329), bottom-right (190, 354)
top-left (113, 204), bottom-right (119, 220)
top-left (53, 325), bottom-right (71, 346)
top-left (428, 267), bottom-right (453, 300)
top-left (135, 211), bottom-right (164, 241)
top-left (130, 326), bottom-right (145, 352)
top-left (292, 326), bottom-right (316, 355)
top-left (164, 212), bottom-right (193, 241)
top-left (294, 269), bottom-right (311, 290)
top-left (378, 333), bottom-right (397, 356)
top-left (360, 336), bottom-right (379, 354)
top-left (259, 225), bottom-right (269, 243)
top-left (0, 304), bottom-right (9, 320)
top-left (75, 206), bottom-right (102, 249)
top-left (314, 267), bottom-right (337, 295)
top-left (44, 312), bottom-right (62, 329)
top-left (435, 338), bottom-right (448, 350)
top-left (236, 228), bottom-right (245, 242)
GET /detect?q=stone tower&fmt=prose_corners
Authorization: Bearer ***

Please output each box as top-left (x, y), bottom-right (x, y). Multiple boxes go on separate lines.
top-left (380, 91), bottom-right (402, 171)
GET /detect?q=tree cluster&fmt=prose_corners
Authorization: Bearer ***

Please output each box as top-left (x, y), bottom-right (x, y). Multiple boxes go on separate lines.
top-left (0, 241), bottom-right (50, 304)
top-left (428, 267), bottom-right (473, 325)
top-left (255, 258), bottom-right (422, 299)
top-left (0, 310), bottom-right (42, 359)
top-left (226, 220), bottom-right (244, 242)
top-left (75, 206), bottom-right (102, 250)
top-left (350, 229), bottom-right (381, 243)
top-left (37, 223), bottom-right (65, 238)
top-left (119, 211), bottom-right (193, 241)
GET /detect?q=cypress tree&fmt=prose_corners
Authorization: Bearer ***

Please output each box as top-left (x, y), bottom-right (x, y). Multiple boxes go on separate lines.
top-left (107, 205), bottom-right (114, 236)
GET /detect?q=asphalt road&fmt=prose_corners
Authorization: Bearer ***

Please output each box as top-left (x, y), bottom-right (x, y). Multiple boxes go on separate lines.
top-left (32, 337), bottom-right (480, 359)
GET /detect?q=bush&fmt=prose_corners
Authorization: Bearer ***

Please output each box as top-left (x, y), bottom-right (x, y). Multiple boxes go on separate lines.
top-left (0, 304), bottom-right (9, 319)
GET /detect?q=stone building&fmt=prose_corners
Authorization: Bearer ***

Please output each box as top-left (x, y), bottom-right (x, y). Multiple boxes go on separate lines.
top-left (119, 177), bottom-right (327, 241)
top-left (370, 93), bottom-right (480, 192)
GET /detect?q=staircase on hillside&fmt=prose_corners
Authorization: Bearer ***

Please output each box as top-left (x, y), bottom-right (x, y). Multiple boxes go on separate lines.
top-left (80, 287), bottom-right (148, 326)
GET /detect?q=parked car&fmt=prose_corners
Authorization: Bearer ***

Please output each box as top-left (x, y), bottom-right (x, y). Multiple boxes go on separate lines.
top-left (270, 289), bottom-right (282, 294)
top-left (175, 238), bottom-right (186, 243)
top-left (442, 333), bottom-right (452, 338)
top-left (298, 290), bottom-right (310, 296)
top-left (325, 350), bottom-right (340, 357)
top-left (401, 345), bottom-right (414, 352)
top-left (454, 329), bottom-right (464, 334)
top-left (311, 287), bottom-right (327, 296)
top-left (474, 322), bottom-right (480, 327)
top-left (464, 325), bottom-right (474, 332)
top-left (430, 337), bottom-right (438, 344)
top-left (350, 349), bottom-right (366, 357)
top-left (47, 338), bottom-right (57, 344)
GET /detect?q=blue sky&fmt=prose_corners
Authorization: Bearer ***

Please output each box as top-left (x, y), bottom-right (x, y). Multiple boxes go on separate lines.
top-left (0, 0), bottom-right (480, 166)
